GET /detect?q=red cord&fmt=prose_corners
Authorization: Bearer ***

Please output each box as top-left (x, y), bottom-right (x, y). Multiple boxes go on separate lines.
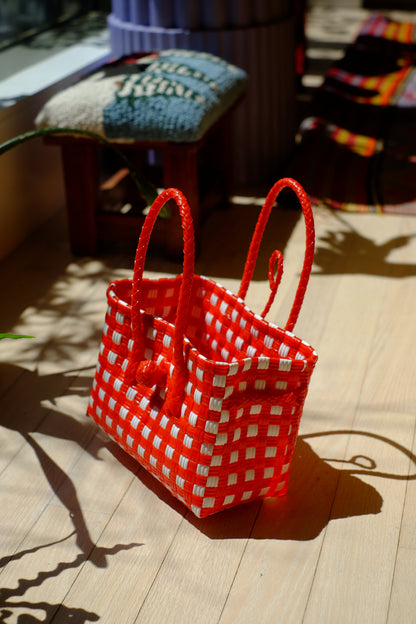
top-left (128, 188), bottom-right (195, 417)
top-left (261, 249), bottom-right (284, 319)
top-left (238, 178), bottom-right (315, 332)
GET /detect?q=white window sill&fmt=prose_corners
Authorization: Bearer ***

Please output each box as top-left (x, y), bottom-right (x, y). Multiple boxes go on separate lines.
top-left (0, 14), bottom-right (110, 109)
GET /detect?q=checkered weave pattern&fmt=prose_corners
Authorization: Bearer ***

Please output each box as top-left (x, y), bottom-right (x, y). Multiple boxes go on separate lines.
top-left (87, 180), bottom-right (318, 518)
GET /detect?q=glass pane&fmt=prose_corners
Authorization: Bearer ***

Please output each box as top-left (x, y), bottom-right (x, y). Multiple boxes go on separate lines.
top-left (0, 1), bottom-right (87, 49)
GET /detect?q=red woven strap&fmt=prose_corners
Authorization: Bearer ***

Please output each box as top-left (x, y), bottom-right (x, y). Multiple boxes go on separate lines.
top-left (238, 178), bottom-right (315, 332)
top-left (127, 188), bottom-right (195, 417)
top-left (261, 249), bottom-right (283, 319)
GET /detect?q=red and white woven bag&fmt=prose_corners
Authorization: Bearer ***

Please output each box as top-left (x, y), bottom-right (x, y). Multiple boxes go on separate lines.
top-left (87, 178), bottom-right (318, 518)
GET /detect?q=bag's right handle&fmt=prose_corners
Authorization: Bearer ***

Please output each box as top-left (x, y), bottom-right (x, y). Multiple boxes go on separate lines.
top-left (238, 178), bottom-right (315, 333)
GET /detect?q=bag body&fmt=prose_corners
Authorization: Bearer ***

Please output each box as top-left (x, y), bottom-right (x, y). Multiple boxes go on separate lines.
top-left (87, 180), bottom-right (317, 518)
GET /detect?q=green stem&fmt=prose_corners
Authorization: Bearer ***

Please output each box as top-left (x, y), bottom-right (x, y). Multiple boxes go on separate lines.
top-left (0, 126), bottom-right (161, 209)
top-left (0, 333), bottom-right (33, 340)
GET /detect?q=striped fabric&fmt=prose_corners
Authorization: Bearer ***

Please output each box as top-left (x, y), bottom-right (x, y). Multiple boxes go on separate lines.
top-left (288, 13), bottom-right (416, 214)
top-left (300, 117), bottom-right (380, 157)
top-left (325, 66), bottom-right (412, 106)
top-left (358, 13), bottom-right (415, 43)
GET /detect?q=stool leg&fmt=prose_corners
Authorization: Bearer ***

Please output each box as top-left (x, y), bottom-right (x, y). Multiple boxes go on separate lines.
top-left (61, 142), bottom-right (99, 255)
top-left (162, 144), bottom-right (200, 258)
top-left (213, 115), bottom-right (232, 204)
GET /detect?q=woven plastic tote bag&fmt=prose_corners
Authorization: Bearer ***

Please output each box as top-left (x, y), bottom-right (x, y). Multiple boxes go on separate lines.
top-left (87, 178), bottom-right (318, 518)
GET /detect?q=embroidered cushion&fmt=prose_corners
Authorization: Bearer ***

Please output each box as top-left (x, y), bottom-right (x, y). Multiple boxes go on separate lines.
top-left (36, 49), bottom-right (247, 143)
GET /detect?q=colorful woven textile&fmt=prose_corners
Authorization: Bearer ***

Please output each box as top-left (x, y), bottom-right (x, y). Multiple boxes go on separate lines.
top-left (36, 49), bottom-right (247, 142)
top-left (288, 14), bottom-right (416, 214)
top-left (359, 13), bottom-right (414, 43)
top-left (87, 180), bottom-right (317, 518)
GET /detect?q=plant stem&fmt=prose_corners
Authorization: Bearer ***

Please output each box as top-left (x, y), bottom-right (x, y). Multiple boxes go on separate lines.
top-left (0, 126), bottom-right (161, 209)
top-left (0, 333), bottom-right (33, 340)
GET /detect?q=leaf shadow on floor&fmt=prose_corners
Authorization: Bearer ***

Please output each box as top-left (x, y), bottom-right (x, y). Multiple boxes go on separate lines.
top-left (312, 212), bottom-right (416, 277)
top-left (0, 363), bottom-right (142, 624)
top-left (130, 427), bottom-right (416, 541)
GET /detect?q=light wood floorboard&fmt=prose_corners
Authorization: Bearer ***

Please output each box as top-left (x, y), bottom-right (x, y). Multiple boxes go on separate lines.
top-left (1, 199), bottom-right (416, 623)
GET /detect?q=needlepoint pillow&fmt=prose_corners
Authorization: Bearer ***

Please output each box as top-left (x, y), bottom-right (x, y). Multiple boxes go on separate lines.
top-left (36, 49), bottom-right (248, 143)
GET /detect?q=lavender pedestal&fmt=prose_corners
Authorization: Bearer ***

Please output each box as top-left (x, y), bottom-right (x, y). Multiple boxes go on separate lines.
top-left (108, 1), bottom-right (296, 188)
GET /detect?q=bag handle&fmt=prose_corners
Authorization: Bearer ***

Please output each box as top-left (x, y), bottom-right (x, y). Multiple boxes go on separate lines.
top-left (238, 178), bottom-right (315, 332)
top-left (260, 249), bottom-right (284, 319)
top-left (127, 188), bottom-right (195, 418)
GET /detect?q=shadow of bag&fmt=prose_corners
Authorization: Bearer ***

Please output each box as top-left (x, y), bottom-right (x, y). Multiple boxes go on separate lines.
top-left (87, 178), bottom-right (318, 518)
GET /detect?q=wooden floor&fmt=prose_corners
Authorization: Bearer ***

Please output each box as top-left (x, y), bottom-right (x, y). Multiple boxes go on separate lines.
top-left (3, 6), bottom-right (416, 621)
top-left (1, 189), bottom-right (416, 623)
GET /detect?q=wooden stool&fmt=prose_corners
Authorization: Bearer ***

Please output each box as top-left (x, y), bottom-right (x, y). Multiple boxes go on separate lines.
top-left (35, 50), bottom-right (247, 257)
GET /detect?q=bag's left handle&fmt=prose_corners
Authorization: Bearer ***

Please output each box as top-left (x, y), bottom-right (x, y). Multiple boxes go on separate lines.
top-left (127, 188), bottom-right (195, 418)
